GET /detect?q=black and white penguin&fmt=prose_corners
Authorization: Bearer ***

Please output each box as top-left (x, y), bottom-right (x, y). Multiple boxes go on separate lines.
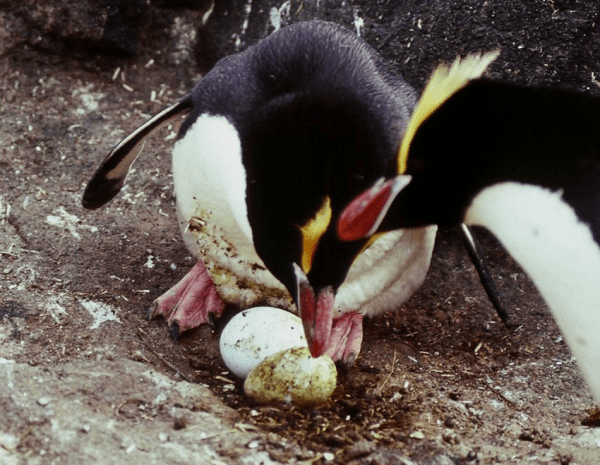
top-left (338, 54), bottom-right (600, 402)
top-left (83, 20), bottom-right (438, 362)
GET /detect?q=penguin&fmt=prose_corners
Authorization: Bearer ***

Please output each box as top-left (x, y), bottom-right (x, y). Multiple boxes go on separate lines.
top-left (83, 20), bottom-right (440, 362)
top-left (83, 20), bottom-right (502, 364)
top-left (337, 53), bottom-right (600, 402)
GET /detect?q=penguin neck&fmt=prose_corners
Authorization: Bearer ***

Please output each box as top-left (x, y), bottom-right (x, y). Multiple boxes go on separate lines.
top-left (465, 182), bottom-right (600, 403)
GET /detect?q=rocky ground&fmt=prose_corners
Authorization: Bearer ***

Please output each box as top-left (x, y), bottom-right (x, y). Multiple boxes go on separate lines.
top-left (1, 1), bottom-right (600, 464)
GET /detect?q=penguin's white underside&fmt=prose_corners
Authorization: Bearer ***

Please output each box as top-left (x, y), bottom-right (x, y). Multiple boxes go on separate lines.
top-left (173, 114), bottom-right (293, 310)
top-left (466, 182), bottom-right (600, 401)
top-left (174, 114), bottom-right (436, 316)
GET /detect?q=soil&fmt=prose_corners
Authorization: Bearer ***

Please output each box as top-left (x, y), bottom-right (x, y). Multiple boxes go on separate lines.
top-left (2, 3), bottom-right (600, 465)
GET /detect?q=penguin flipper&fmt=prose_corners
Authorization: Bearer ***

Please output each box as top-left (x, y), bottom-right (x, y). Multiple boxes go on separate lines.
top-left (82, 94), bottom-right (193, 210)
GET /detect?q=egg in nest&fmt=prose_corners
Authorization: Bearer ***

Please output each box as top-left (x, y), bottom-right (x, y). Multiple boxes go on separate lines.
top-left (219, 306), bottom-right (307, 378)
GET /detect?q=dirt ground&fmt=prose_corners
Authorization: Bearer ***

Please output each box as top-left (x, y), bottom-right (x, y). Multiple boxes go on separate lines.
top-left (2, 3), bottom-right (600, 465)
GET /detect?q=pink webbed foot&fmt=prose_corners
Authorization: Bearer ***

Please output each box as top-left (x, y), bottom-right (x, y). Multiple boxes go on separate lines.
top-left (324, 311), bottom-right (364, 365)
top-left (148, 261), bottom-right (225, 339)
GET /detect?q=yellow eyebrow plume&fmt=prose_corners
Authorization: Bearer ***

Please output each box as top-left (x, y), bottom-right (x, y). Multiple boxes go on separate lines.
top-left (397, 50), bottom-right (500, 174)
top-left (299, 196), bottom-right (332, 274)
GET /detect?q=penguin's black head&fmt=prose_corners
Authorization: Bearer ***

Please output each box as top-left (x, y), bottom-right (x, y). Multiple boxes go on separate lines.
top-left (241, 88), bottom-right (397, 357)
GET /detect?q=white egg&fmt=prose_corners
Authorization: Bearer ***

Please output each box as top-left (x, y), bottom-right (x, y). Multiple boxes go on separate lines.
top-left (219, 306), bottom-right (307, 378)
top-left (244, 347), bottom-right (337, 406)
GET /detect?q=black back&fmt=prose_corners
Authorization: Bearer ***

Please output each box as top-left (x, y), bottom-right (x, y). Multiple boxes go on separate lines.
top-left (383, 79), bottom-right (600, 244)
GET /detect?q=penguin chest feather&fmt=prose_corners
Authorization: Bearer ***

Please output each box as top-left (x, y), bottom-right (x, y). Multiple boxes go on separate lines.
top-left (173, 114), bottom-right (292, 310)
top-left (334, 226), bottom-right (437, 318)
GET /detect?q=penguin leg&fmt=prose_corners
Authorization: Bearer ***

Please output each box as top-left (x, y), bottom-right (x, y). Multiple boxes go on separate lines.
top-left (148, 261), bottom-right (225, 339)
top-left (460, 224), bottom-right (510, 323)
top-left (325, 311), bottom-right (364, 365)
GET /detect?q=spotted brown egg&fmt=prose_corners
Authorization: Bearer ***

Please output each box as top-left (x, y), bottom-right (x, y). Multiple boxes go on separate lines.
top-left (219, 306), bottom-right (307, 378)
top-left (244, 347), bottom-right (337, 406)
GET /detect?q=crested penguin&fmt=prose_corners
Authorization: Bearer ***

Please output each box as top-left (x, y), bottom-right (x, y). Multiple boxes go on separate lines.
top-left (338, 53), bottom-right (600, 402)
top-left (83, 20), bottom-right (503, 363)
top-left (83, 20), bottom-right (437, 362)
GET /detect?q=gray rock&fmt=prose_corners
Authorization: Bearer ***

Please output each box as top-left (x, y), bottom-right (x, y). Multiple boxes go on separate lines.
top-left (0, 0), bottom-right (148, 55)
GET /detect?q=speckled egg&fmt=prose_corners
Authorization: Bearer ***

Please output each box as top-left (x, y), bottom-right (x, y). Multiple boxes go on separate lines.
top-left (219, 306), bottom-right (307, 378)
top-left (244, 347), bottom-right (337, 406)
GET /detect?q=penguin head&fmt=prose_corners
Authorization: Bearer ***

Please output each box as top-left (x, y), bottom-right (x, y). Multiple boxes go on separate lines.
top-left (337, 51), bottom-right (505, 242)
top-left (241, 91), bottom-right (393, 358)
top-left (247, 189), bottom-right (372, 358)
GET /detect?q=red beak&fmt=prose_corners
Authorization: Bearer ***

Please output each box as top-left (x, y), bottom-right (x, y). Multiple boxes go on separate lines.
top-left (337, 175), bottom-right (412, 241)
top-left (293, 264), bottom-right (334, 358)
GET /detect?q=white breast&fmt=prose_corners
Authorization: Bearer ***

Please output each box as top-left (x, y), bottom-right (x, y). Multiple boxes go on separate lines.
top-left (172, 114), bottom-right (291, 310)
top-left (466, 182), bottom-right (600, 403)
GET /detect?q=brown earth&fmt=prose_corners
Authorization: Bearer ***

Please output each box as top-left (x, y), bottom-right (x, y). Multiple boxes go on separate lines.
top-left (2, 3), bottom-right (600, 464)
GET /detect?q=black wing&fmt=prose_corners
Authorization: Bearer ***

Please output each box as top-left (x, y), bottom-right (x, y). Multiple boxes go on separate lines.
top-left (82, 94), bottom-right (193, 209)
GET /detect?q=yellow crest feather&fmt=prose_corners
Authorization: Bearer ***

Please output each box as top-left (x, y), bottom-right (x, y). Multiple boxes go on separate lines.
top-left (299, 196), bottom-right (332, 274)
top-left (397, 50), bottom-right (500, 174)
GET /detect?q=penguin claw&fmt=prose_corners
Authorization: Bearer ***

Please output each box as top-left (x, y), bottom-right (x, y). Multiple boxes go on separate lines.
top-left (170, 322), bottom-right (181, 341)
top-left (343, 352), bottom-right (357, 369)
top-left (206, 313), bottom-right (215, 329)
top-left (147, 302), bottom-right (157, 321)
top-left (149, 261), bottom-right (225, 338)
